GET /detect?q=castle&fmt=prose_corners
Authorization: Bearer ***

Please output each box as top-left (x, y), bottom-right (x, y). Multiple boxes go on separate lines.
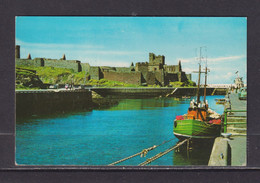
top-left (15, 45), bottom-right (191, 86)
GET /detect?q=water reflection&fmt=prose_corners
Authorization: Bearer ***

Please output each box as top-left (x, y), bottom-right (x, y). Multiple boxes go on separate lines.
top-left (173, 139), bottom-right (214, 166)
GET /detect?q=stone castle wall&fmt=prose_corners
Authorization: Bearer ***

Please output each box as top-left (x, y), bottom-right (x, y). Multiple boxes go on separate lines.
top-left (16, 58), bottom-right (42, 67)
top-left (103, 71), bottom-right (142, 85)
top-left (43, 59), bottom-right (81, 72)
top-left (89, 67), bottom-right (102, 80)
top-left (141, 71), bottom-right (157, 85)
top-left (135, 62), bottom-right (148, 72)
top-left (186, 73), bottom-right (192, 81)
top-left (166, 73), bottom-right (179, 82)
top-left (15, 57), bottom-right (91, 73)
top-left (81, 63), bottom-right (91, 73)
top-left (178, 72), bottom-right (188, 82)
top-left (164, 65), bottom-right (179, 73)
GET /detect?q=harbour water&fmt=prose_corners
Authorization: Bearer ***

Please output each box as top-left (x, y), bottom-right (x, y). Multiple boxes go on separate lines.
top-left (16, 95), bottom-right (225, 166)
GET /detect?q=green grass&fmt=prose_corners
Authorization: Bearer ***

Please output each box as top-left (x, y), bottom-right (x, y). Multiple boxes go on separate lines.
top-left (16, 66), bottom-right (196, 88)
top-left (16, 66), bottom-right (89, 85)
top-left (170, 80), bottom-right (196, 87)
top-left (86, 79), bottom-right (142, 87)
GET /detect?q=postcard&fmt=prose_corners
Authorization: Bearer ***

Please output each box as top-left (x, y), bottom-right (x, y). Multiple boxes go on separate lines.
top-left (15, 16), bottom-right (247, 166)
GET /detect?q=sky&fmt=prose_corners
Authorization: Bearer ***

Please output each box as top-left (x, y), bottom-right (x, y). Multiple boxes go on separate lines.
top-left (16, 16), bottom-right (247, 84)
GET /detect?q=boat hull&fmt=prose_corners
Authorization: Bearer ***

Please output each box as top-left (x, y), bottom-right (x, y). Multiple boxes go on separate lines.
top-left (173, 119), bottom-right (221, 139)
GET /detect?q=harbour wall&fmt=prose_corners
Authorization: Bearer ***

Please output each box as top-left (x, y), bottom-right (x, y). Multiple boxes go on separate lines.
top-left (16, 90), bottom-right (92, 117)
top-left (16, 87), bottom-right (227, 116)
top-left (91, 87), bottom-right (227, 98)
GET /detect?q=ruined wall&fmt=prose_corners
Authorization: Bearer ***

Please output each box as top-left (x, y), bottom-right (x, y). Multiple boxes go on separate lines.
top-left (154, 71), bottom-right (165, 86)
top-left (164, 65), bottom-right (179, 73)
top-left (186, 73), bottom-right (192, 81)
top-left (148, 64), bottom-right (163, 72)
top-left (166, 73), bottom-right (179, 82)
top-left (178, 72), bottom-right (188, 82)
top-left (141, 71), bottom-right (157, 85)
top-left (149, 53), bottom-right (165, 65)
top-left (89, 67), bottom-right (102, 80)
top-left (103, 71), bottom-right (142, 85)
top-left (81, 63), bottom-right (91, 73)
top-left (16, 58), bottom-right (42, 67)
top-left (44, 59), bottom-right (81, 72)
top-left (115, 67), bottom-right (132, 72)
top-left (100, 66), bottom-right (116, 72)
top-left (16, 57), bottom-right (82, 72)
top-left (135, 62), bottom-right (148, 72)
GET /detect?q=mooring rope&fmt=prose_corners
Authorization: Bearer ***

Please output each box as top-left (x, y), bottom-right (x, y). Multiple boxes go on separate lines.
top-left (108, 137), bottom-right (178, 166)
top-left (138, 138), bottom-right (189, 166)
top-left (138, 122), bottom-right (218, 166)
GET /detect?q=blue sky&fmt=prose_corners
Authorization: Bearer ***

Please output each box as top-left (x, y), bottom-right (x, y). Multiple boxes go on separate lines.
top-left (16, 17), bottom-right (247, 84)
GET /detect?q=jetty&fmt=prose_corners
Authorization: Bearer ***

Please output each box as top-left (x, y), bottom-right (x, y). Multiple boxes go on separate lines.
top-left (209, 90), bottom-right (247, 166)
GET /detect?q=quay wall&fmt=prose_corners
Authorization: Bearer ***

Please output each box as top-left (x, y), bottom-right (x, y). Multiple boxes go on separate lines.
top-left (16, 90), bottom-right (92, 117)
top-left (208, 137), bottom-right (231, 166)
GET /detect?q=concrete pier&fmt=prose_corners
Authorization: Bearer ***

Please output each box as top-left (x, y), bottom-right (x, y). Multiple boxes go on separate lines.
top-left (209, 91), bottom-right (247, 166)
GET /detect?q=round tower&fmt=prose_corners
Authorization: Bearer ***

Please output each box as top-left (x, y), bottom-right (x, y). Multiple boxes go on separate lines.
top-left (61, 54), bottom-right (66, 60)
top-left (15, 45), bottom-right (20, 59)
top-left (27, 53), bottom-right (31, 59)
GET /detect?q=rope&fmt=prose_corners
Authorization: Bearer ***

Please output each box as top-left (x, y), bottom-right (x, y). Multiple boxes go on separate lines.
top-left (108, 137), bottom-right (177, 165)
top-left (139, 139), bottom-right (189, 166)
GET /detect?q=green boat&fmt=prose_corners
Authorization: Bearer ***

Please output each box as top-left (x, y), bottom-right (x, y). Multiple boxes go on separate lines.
top-left (173, 112), bottom-right (221, 139)
top-left (173, 55), bottom-right (221, 139)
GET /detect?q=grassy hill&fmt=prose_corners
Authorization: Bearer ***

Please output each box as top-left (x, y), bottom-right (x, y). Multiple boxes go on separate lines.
top-left (16, 66), bottom-right (196, 89)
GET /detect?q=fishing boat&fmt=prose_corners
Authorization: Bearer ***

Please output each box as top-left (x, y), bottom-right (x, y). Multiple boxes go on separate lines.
top-left (173, 54), bottom-right (222, 139)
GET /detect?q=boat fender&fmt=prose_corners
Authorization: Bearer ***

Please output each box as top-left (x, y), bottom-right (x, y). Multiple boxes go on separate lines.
top-left (174, 120), bottom-right (178, 128)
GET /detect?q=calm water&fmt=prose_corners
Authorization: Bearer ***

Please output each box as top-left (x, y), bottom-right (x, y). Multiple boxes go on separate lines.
top-left (16, 95), bottom-right (225, 166)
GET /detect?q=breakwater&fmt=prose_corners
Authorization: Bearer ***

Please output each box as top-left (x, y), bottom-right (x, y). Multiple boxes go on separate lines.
top-left (16, 89), bottom-right (92, 117)
top-left (16, 87), bottom-right (227, 117)
top-left (92, 87), bottom-right (227, 98)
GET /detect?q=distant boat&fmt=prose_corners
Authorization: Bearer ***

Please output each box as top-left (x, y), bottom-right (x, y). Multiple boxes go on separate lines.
top-left (173, 52), bottom-right (221, 139)
top-left (182, 96), bottom-right (191, 99)
top-left (215, 98), bottom-right (226, 104)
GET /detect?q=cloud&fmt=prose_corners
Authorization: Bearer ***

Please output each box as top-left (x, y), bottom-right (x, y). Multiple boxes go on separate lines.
top-left (176, 57), bottom-right (196, 63)
top-left (16, 40), bottom-right (142, 61)
top-left (177, 55), bottom-right (246, 64)
top-left (208, 55), bottom-right (246, 62)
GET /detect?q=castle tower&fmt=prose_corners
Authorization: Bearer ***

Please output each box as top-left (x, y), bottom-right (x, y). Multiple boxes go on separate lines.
top-left (62, 54), bottom-right (66, 60)
top-left (178, 60), bottom-right (182, 72)
top-left (15, 45), bottom-right (20, 59)
top-left (27, 53), bottom-right (31, 59)
top-left (149, 53), bottom-right (155, 63)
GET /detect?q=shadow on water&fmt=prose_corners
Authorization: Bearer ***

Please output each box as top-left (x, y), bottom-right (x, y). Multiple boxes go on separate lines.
top-left (173, 138), bottom-right (215, 166)
top-left (16, 97), bottom-right (121, 121)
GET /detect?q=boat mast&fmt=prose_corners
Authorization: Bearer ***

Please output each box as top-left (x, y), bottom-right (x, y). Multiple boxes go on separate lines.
top-left (203, 67), bottom-right (207, 104)
top-left (196, 48), bottom-right (202, 104)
